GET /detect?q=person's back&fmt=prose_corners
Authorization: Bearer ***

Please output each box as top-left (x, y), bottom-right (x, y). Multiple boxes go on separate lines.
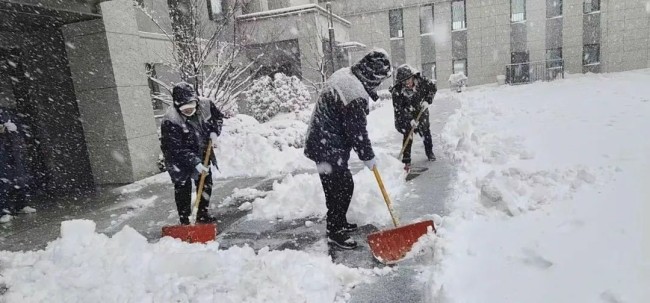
top-left (304, 67), bottom-right (375, 169)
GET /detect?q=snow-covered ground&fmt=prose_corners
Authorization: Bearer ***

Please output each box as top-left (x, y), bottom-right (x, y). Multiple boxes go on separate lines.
top-left (430, 70), bottom-right (650, 302)
top-left (0, 220), bottom-right (381, 302)
top-left (219, 96), bottom-right (410, 228)
top-left (0, 95), bottom-right (406, 302)
top-left (3, 70), bottom-right (649, 302)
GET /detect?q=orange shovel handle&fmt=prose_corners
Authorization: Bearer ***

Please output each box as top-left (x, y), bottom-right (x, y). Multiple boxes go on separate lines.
top-left (192, 140), bottom-right (213, 223)
top-left (372, 166), bottom-right (400, 227)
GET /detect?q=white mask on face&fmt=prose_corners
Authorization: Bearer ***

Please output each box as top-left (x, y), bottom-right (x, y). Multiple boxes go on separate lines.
top-left (179, 101), bottom-right (197, 117)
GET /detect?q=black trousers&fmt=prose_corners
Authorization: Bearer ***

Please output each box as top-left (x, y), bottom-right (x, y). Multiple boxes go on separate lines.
top-left (318, 167), bottom-right (354, 234)
top-left (402, 128), bottom-right (433, 164)
top-left (174, 172), bottom-right (212, 221)
top-left (0, 184), bottom-right (26, 214)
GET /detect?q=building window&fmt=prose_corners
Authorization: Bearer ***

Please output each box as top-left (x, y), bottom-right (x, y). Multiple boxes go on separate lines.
top-left (583, 0), bottom-right (600, 13)
top-left (422, 62), bottom-right (436, 80)
top-left (546, 48), bottom-right (563, 68)
top-left (511, 0), bottom-right (526, 22)
top-left (207, 0), bottom-right (223, 20)
top-left (451, 0), bottom-right (466, 30)
top-left (547, 0), bottom-right (562, 18)
top-left (420, 5), bottom-right (434, 35)
top-left (389, 9), bottom-right (404, 39)
top-left (453, 59), bottom-right (467, 76)
top-left (583, 44), bottom-right (600, 66)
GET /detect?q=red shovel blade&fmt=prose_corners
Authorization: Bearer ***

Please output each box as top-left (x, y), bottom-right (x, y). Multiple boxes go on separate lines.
top-left (367, 220), bottom-right (435, 264)
top-left (162, 223), bottom-right (217, 243)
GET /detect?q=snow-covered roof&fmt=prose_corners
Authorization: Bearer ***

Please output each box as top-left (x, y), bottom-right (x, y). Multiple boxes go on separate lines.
top-left (237, 4), bottom-right (350, 26)
top-left (337, 41), bottom-right (366, 49)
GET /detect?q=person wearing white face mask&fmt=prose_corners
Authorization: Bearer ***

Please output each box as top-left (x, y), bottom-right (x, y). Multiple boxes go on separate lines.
top-left (160, 82), bottom-right (223, 225)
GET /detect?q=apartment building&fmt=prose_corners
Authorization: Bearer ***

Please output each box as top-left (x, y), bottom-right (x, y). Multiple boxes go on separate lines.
top-left (242, 0), bottom-right (650, 87)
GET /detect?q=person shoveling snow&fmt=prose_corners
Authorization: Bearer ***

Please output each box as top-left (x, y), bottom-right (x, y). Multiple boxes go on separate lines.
top-left (304, 49), bottom-right (393, 249)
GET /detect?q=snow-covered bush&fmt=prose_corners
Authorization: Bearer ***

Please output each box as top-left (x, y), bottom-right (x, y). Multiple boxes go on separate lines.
top-left (246, 73), bottom-right (312, 122)
top-left (449, 72), bottom-right (468, 93)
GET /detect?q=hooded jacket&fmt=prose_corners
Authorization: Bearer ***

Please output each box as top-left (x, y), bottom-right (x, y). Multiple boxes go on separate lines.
top-left (160, 89), bottom-right (223, 184)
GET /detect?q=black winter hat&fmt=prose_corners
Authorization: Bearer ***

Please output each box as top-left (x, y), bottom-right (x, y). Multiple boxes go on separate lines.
top-left (395, 64), bottom-right (420, 84)
top-left (351, 49), bottom-right (392, 87)
top-left (172, 82), bottom-right (198, 109)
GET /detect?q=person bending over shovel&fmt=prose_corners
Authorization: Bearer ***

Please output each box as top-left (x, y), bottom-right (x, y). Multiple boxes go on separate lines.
top-left (305, 50), bottom-right (392, 249)
top-left (161, 82), bottom-right (223, 225)
top-left (390, 64), bottom-right (437, 173)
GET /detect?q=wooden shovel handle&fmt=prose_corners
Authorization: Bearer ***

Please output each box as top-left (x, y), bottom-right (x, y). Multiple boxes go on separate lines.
top-left (372, 166), bottom-right (400, 227)
top-left (398, 105), bottom-right (428, 160)
top-left (192, 141), bottom-right (213, 223)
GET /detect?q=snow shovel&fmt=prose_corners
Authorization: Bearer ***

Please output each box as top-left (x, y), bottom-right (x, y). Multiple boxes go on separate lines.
top-left (161, 142), bottom-right (217, 243)
top-left (398, 104), bottom-right (429, 161)
top-left (367, 166), bottom-right (436, 264)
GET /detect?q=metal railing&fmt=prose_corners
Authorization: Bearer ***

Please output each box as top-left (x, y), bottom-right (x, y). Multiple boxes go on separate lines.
top-left (505, 59), bottom-right (565, 85)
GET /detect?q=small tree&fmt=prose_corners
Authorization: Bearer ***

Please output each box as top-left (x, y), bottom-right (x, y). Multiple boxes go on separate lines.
top-left (246, 73), bottom-right (311, 122)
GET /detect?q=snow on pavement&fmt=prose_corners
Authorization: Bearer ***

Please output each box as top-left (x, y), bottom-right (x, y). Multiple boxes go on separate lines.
top-left (0, 97), bottom-right (407, 302)
top-left (0, 220), bottom-right (376, 303)
top-left (429, 70), bottom-right (650, 302)
top-left (245, 100), bottom-right (410, 228)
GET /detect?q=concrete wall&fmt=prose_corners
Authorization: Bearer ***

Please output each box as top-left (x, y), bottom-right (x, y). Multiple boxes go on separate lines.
top-left (466, 0), bottom-right (511, 86)
top-left (563, 0), bottom-right (584, 74)
top-left (0, 27), bottom-right (95, 193)
top-left (601, 0), bottom-right (650, 73)
top-left (63, 0), bottom-right (160, 185)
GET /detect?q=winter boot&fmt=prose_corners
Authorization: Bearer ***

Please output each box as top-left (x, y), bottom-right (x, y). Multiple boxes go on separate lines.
top-left (179, 216), bottom-right (190, 225)
top-left (341, 222), bottom-right (358, 233)
top-left (196, 213), bottom-right (218, 224)
top-left (404, 163), bottom-right (412, 173)
top-left (427, 153), bottom-right (436, 162)
top-left (327, 231), bottom-right (358, 249)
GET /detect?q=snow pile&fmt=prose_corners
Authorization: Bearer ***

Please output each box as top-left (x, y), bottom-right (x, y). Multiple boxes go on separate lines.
top-left (214, 112), bottom-right (314, 178)
top-left (430, 71), bottom-right (650, 302)
top-left (219, 187), bottom-right (268, 208)
top-left (248, 149), bottom-right (407, 227)
top-left (0, 220), bottom-right (372, 302)
top-left (242, 95), bottom-right (408, 226)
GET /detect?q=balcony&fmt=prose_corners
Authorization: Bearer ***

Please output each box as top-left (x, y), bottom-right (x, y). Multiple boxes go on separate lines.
top-left (505, 60), bottom-right (565, 85)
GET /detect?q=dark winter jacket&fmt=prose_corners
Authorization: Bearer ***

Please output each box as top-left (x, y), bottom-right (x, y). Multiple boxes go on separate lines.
top-left (160, 98), bottom-right (223, 184)
top-left (0, 110), bottom-right (28, 195)
top-left (304, 67), bottom-right (376, 169)
top-left (391, 74), bottom-right (437, 135)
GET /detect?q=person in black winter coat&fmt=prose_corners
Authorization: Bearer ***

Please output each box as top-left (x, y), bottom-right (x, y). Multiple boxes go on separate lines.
top-left (160, 82), bottom-right (224, 225)
top-left (0, 109), bottom-right (28, 218)
top-left (391, 64), bottom-right (437, 172)
top-left (304, 50), bottom-right (392, 249)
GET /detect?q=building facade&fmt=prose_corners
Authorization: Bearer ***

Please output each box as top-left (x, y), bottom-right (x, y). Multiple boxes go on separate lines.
top-left (0, 0), bottom-right (217, 202)
top-left (0, 0), bottom-right (648, 205)
top-left (242, 0), bottom-right (650, 88)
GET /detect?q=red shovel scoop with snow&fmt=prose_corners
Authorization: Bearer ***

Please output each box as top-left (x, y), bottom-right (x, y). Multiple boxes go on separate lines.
top-left (162, 142), bottom-right (217, 243)
top-left (367, 166), bottom-right (436, 264)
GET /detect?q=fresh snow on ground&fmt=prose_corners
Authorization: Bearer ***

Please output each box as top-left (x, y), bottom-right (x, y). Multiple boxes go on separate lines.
top-left (0, 220), bottom-right (374, 303)
top-left (3, 70), bottom-right (649, 302)
top-left (213, 111), bottom-right (314, 178)
top-left (245, 100), bottom-right (409, 227)
top-left (429, 70), bottom-right (650, 302)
